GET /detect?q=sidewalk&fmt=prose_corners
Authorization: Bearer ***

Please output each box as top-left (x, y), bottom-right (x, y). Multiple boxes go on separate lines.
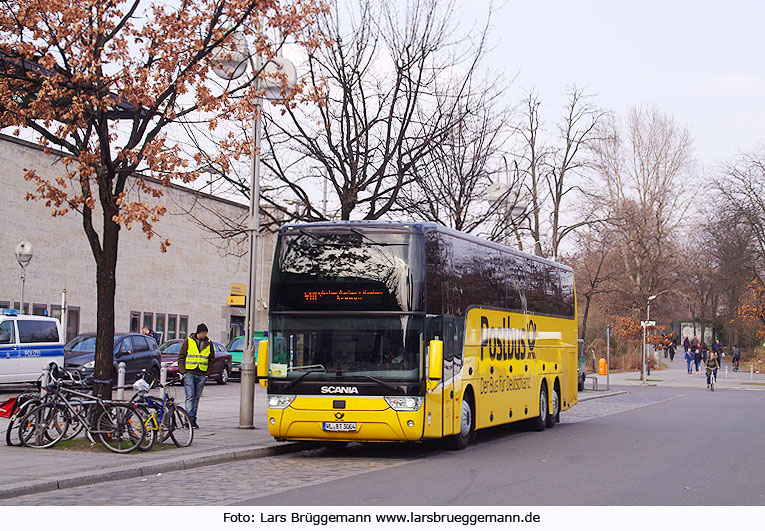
top-left (0, 383), bottom-right (306, 499)
top-left (586, 353), bottom-right (765, 390)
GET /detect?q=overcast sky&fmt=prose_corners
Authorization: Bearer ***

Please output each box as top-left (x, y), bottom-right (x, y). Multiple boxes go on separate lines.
top-left (475, 0), bottom-right (765, 166)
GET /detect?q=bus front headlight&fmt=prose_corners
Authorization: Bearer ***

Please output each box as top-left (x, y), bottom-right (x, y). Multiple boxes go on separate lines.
top-left (385, 396), bottom-right (424, 411)
top-left (268, 395), bottom-right (295, 409)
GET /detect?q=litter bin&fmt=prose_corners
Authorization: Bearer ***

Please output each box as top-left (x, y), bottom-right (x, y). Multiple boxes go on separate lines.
top-left (598, 357), bottom-right (607, 376)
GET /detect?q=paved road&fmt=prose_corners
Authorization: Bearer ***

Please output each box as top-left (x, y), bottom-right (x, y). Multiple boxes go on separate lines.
top-left (5, 384), bottom-right (764, 506)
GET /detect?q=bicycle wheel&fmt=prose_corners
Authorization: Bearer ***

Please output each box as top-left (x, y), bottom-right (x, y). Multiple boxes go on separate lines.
top-left (5, 399), bottom-right (41, 447)
top-left (158, 406), bottom-right (173, 444)
top-left (96, 404), bottom-right (145, 454)
top-left (136, 405), bottom-right (158, 452)
top-left (168, 404), bottom-right (194, 447)
top-left (19, 403), bottom-right (69, 449)
top-left (60, 399), bottom-right (88, 441)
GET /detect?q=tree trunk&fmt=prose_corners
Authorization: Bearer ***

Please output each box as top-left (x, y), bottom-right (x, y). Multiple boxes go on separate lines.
top-left (92, 213), bottom-right (120, 399)
top-left (580, 294), bottom-right (592, 345)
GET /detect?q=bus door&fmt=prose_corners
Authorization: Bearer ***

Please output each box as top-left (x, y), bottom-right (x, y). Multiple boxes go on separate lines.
top-left (442, 317), bottom-right (456, 437)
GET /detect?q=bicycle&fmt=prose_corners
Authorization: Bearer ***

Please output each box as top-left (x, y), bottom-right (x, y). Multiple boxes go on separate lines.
top-left (4, 365), bottom-right (80, 446)
top-left (4, 391), bottom-right (42, 447)
top-left (707, 368), bottom-right (717, 392)
top-left (130, 372), bottom-right (193, 450)
top-left (18, 371), bottom-right (147, 453)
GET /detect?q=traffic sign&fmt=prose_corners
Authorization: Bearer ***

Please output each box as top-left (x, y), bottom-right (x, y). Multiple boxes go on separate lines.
top-left (640, 320), bottom-right (656, 327)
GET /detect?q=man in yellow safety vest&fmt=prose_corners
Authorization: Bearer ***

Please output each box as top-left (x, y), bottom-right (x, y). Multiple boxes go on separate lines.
top-left (178, 323), bottom-right (215, 429)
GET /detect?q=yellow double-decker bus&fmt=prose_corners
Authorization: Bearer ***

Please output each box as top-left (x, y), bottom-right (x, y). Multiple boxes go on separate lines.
top-left (257, 221), bottom-right (578, 450)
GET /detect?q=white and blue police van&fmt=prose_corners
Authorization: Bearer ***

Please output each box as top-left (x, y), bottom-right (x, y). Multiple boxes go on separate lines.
top-left (0, 309), bottom-right (65, 384)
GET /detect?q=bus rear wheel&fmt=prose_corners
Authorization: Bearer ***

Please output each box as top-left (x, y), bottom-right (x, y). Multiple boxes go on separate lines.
top-left (546, 386), bottom-right (559, 428)
top-left (529, 385), bottom-right (548, 432)
top-left (446, 397), bottom-right (474, 450)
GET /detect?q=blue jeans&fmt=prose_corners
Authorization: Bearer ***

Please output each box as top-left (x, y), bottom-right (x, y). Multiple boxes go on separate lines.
top-left (686, 360), bottom-right (692, 373)
top-left (183, 372), bottom-right (206, 421)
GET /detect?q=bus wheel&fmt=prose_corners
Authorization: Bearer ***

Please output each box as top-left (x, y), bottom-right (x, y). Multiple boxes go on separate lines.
top-left (530, 385), bottom-right (548, 432)
top-left (446, 397), bottom-right (474, 450)
top-left (546, 385), bottom-right (560, 429)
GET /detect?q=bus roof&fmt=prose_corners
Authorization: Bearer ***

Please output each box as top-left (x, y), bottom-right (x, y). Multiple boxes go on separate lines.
top-left (277, 220), bottom-right (572, 272)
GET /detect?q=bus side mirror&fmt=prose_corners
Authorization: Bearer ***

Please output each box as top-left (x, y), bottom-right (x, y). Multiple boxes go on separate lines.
top-left (428, 340), bottom-right (443, 381)
top-left (257, 340), bottom-right (269, 389)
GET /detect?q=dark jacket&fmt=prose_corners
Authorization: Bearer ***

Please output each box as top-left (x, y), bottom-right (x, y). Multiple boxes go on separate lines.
top-left (178, 333), bottom-right (215, 376)
top-left (705, 356), bottom-right (720, 372)
top-left (693, 350), bottom-right (702, 363)
top-left (146, 330), bottom-right (159, 344)
top-left (732, 347), bottom-right (741, 360)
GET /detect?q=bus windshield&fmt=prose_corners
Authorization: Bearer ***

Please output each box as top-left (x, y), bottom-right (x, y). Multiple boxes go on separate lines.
top-left (270, 315), bottom-right (423, 382)
top-left (271, 229), bottom-right (424, 312)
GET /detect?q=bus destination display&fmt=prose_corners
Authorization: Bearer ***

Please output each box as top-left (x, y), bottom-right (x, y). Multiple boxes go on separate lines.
top-left (303, 289), bottom-right (384, 304)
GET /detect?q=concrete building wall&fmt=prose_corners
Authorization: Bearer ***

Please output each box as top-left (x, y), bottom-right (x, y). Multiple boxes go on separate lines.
top-left (0, 134), bottom-right (274, 345)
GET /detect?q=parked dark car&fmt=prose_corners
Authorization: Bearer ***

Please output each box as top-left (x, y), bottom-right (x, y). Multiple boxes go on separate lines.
top-left (64, 332), bottom-right (162, 387)
top-left (160, 339), bottom-right (232, 385)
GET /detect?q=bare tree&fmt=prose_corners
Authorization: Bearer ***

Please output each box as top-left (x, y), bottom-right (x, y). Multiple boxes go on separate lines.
top-left (258, 0), bottom-right (491, 222)
top-left (514, 87), bottom-right (605, 260)
top-left (592, 105), bottom-right (695, 311)
top-left (395, 73), bottom-right (519, 236)
top-left (716, 147), bottom-right (765, 270)
top-left (568, 224), bottom-right (618, 343)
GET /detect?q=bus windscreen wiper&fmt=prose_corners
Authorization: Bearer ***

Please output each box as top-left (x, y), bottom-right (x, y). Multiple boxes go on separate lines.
top-left (284, 368), bottom-right (326, 389)
top-left (352, 374), bottom-right (401, 392)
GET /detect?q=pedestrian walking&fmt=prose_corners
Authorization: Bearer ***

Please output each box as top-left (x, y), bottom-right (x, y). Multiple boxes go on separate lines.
top-left (705, 351), bottom-right (720, 389)
top-left (732, 344), bottom-right (741, 371)
top-left (142, 325), bottom-right (159, 344)
top-left (714, 340), bottom-right (724, 368)
top-left (701, 343), bottom-right (708, 363)
top-left (693, 347), bottom-right (702, 374)
top-left (684, 348), bottom-right (694, 374)
top-left (178, 323), bottom-right (214, 429)
top-left (691, 336), bottom-right (699, 349)
top-left (668, 344), bottom-right (676, 362)
top-left (683, 336), bottom-right (690, 352)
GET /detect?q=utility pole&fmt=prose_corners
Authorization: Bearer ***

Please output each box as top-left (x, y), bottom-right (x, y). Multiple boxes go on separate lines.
top-left (606, 324), bottom-right (611, 390)
top-left (642, 295), bottom-right (656, 384)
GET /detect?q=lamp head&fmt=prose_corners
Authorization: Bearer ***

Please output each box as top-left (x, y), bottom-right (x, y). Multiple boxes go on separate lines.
top-left (15, 241), bottom-right (33, 268)
top-left (647, 295), bottom-right (657, 302)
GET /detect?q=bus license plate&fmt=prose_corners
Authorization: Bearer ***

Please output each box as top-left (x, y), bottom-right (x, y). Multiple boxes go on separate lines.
top-left (322, 422), bottom-right (357, 432)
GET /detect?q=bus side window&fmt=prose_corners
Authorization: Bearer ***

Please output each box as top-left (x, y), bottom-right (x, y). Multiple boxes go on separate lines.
top-left (444, 318), bottom-right (455, 362)
top-left (454, 318), bottom-right (464, 359)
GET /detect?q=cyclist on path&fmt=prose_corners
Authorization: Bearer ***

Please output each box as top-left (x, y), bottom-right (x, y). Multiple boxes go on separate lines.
top-left (705, 351), bottom-right (720, 389)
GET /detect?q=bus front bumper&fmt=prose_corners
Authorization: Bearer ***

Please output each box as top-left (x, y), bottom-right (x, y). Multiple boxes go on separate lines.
top-left (266, 396), bottom-right (424, 442)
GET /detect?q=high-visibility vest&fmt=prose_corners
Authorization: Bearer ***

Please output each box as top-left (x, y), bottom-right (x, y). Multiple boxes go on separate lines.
top-left (185, 337), bottom-right (211, 372)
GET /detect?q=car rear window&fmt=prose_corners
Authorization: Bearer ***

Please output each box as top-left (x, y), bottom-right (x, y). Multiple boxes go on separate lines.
top-left (17, 320), bottom-right (59, 343)
top-left (161, 342), bottom-right (182, 354)
top-left (229, 337), bottom-right (244, 351)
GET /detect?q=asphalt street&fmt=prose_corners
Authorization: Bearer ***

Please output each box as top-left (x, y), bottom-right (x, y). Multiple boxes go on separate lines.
top-left (244, 385), bottom-right (765, 506)
top-left (4, 382), bottom-right (763, 506)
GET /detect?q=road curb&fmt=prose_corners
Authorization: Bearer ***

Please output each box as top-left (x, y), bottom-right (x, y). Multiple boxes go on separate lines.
top-left (0, 441), bottom-right (309, 500)
top-left (578, 390), bottom-right (628, 402)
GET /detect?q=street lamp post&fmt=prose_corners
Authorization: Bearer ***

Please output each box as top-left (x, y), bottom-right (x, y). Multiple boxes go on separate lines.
top-left (15, 241), bottom-right (33, 315)
top-left (211, 32), bottom-right (297, 429)
top-left (642, 295), bottom-right (656, 384)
